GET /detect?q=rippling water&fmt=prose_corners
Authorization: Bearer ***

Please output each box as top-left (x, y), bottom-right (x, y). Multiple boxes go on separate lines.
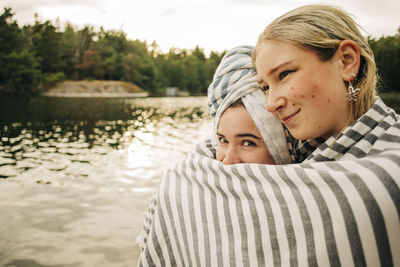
top-left (0, 96), bottom-right (212, 267)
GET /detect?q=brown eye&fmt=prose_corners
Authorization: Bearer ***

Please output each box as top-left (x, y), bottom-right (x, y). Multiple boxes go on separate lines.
top-left (243, 140), bottom-right (256, 147)
top-left (262, 85), bottom-right (269, 92)
top-left (218, 137), bottom-right (228, 144)
top-left (279, 70), bottom-right (294, 80)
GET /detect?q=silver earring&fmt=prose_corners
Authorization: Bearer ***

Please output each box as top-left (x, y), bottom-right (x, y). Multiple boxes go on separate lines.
top-left (346, 80), bottom-right (360, 102)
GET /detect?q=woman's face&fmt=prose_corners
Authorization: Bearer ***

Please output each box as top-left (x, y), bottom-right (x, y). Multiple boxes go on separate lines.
top-left (216, 105), bottom-right (274, 165)
top-left (255, 40), bottom-right (350, 140)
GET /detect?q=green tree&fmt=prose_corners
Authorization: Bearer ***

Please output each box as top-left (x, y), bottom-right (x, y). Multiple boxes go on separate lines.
top-left (23, 16), bottom-right (62, 74)
top-left (162, 48), bottom-right (187, 90)
top-left (183, 55), bottom-right (204, 95)
top-left (0, 7), bottom-right (42, 95)
top-left (59, 23), bottom-right (79, 79)
top-left (0, 7), bottom-right (24, 53)
top-left (123, 40), bottom-right (159, 92)
top-left (73, 26), bottom-right (96, 79)
top-left (0, 50), bottom-right (42, 95)
top-left (369, 29), bottom-right (400, 92)
top-left (92, 29), bottom-right (128, 80)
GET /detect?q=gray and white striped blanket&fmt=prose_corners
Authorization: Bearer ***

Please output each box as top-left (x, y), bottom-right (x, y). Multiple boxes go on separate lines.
top-left (137, 97), bottom-right (400, 266)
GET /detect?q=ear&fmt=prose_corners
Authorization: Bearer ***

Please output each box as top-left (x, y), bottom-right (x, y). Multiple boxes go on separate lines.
top-left (338, 40), bottom-right (361, 81)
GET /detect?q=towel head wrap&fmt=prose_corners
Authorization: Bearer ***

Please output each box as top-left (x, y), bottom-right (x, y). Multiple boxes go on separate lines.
top-left (207, 45), bottom-right (292, 164)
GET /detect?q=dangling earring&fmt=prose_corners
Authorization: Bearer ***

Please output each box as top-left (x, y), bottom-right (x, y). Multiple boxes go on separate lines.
top-left (346, 72), bottom-right (360, 102)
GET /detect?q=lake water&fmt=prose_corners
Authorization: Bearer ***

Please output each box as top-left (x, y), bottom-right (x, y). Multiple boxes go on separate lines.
top-left (0, 96), bottom-right (212, 267)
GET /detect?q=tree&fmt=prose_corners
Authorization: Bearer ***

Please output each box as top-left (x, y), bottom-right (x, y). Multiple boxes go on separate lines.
top-left (59, 23), bottom-right (79, 78)
top-left (0, 50), bottom-right (42, 95)
top-left (74, 26), bottom-right (96, 79)
top-left (0, 7), bottom-right (42, 95)
top-left (0, 7), bottom-right (24, 53)
top-left (369, 29), bottom-right (400, 92)
top-left (23, 17), bottom-right (62, 74)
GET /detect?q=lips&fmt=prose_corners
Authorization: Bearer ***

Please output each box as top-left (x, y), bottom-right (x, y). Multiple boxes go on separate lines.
top-left (280, 109), bottom-right (300, 125)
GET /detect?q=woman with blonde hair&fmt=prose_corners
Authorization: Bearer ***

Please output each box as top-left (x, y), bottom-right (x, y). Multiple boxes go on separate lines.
top-left (138, 5), bottom-right (400, 266)
top-left (252, 4), bottom-right (379, 146)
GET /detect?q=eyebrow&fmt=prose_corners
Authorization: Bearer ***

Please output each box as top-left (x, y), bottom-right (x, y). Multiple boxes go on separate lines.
top-left (217, 132), bottom-right (261, 140)
top-left (217, 131), bottom-right (262, 140)
top-left (237, 133), bottom-right (261, 139)
top-left (268, 60), bottom-right (294, 75)
top-left (258, 60), bottom-right (294, 84)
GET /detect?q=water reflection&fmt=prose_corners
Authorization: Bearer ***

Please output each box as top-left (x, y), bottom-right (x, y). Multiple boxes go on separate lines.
top-left (0, 96), bottom-right (212, 267)
top-left (0, 97), bottom-right (210, 178)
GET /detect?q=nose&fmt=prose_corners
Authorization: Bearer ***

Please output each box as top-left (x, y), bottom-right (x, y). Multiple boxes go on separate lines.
top-left (266, 88), bottom-right (286, 113)
top-left (222, 146), bottom-right (242, 165)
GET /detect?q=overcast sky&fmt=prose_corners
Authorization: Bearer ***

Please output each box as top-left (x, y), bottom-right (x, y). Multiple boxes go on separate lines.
top-left (1, 0), bottom-right (399, 54)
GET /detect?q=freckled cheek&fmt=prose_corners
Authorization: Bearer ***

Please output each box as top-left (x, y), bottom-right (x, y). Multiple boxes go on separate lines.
top-left (288, 86), bottom-right (307, 100)
top-left (288, 84), bottom-right (326, 103)
top-left (288, 86), bottom-right (298, 99)
top-left (308, 84), bottom-right (319, 95)
top-left (304, 84), bottom-right (333, 105)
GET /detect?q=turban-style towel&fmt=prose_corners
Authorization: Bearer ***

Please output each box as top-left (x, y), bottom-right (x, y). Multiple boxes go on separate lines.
top-left (207, 45), bottom-right (292, 165)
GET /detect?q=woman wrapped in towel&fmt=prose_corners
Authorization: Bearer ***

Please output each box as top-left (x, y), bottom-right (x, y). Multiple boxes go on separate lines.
top-left (137, 5), bottom-right (400, 266)
top-left (137, 44), bottom-right (294, 265)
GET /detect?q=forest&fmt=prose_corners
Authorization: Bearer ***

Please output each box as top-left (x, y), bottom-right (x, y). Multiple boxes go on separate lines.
top-left (0, 7), bottom-right (399, 97)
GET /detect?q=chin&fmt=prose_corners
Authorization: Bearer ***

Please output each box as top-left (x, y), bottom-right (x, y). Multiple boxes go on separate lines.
top-left (289, 129), bottom-right (316, 141)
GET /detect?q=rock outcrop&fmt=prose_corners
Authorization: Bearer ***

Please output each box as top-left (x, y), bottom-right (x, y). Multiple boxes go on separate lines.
top-left (43, 80), bottom-right (148, 97)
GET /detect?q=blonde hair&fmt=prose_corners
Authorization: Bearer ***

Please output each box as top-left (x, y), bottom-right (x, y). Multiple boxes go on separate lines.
top-left (253, 4), bottom-right (377, 123)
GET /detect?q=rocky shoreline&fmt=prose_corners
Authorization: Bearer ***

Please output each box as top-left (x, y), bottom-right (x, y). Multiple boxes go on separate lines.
top-left (42, 80), bottom-right (149, 97)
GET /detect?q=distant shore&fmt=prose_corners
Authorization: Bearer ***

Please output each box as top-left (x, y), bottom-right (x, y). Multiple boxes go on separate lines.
top-left (42, 92), bottom-right (149, 97)
top-left (42, 80), bottom-right (149, 97)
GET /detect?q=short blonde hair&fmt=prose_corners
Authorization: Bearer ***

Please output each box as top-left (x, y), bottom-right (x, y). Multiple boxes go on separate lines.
top-left (253, 4), bottom-right (377, 121)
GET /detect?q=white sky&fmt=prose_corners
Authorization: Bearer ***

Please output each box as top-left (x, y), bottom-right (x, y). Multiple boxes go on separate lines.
top-left (1, 0), bottom-right (399, 54)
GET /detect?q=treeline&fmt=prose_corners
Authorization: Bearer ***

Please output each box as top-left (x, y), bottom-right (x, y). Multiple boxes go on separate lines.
top-left (0, 7), bottom-right (225, 96)
top-left (369, 33), bottom-right (400, 92)
top-left (0, 7), bottom-right (399, 96)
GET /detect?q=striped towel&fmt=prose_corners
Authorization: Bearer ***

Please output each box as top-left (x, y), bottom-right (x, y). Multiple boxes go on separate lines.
top-left (137, 96), bottom-right (400, 266)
